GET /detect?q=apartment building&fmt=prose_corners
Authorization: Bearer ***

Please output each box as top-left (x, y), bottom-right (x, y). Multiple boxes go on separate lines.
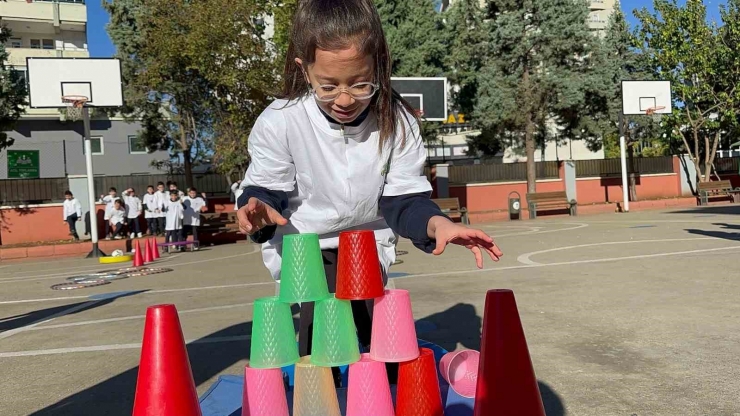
top-left (0, 0), bottom-right (167, 179)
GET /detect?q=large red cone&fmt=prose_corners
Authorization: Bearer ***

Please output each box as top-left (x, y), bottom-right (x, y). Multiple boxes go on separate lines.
top-left (474, 289), bottom-right (545, 416)
top-left (132, 304), bottom-right (201, 416)
top-left (144, 238), bottom-right (153, 263)
top-left (151, 238), bottom-right (161, 260)
top-left (133, 240), bottom-right (145, 267)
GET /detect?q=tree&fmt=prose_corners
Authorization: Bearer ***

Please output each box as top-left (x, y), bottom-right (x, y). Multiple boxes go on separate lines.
top-left (0, 25), bottom-right (27, 151)
top-left (444, 0), bottom-right (485, 116)
top-left (635, 0), bottom-right (740, 182)
top-left (376, 0), bottom-right (448, 77)
top-left (473, 0), bottom-right (598, 192)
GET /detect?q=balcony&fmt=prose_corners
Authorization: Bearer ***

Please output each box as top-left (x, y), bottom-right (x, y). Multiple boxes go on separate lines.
top-left (0, 0), bottom-right (86, 25)
top-left (7, 47), bottom-right (89, 66)
top-left (589, 0), bottom-right (614, 10)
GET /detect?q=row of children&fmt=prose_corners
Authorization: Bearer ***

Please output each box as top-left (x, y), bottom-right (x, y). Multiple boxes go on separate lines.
top-left (61, 181), bottom-right (208, 246)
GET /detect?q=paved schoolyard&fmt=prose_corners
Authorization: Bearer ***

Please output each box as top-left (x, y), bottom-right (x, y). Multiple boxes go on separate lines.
top-left (1, 205), bottom-right (740, 415)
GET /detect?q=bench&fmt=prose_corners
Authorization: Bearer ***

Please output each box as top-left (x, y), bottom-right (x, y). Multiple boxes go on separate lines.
top-left (158, 241), bottom-right (197, 253)
top-left (432, 198), bottom-right (470, 225)
top-left (200, 212), bottom-right (239, 234)
top-left (526, 191), bottom-right (577, 219)
top-left (697, 180), bottom-right (739, 205)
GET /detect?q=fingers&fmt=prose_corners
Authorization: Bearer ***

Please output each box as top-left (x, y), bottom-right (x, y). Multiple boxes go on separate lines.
top-left (236, 205), bottom-right (254, 234)
top-left (432, 237), bottom-right (447, 256)
top-left (470, 245), bottom-right (484, 269)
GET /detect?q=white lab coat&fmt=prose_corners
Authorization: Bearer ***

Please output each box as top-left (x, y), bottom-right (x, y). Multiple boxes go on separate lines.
top-left (164, 199), bottom-right (184, 231)
top-left (108, 207), bottom-right (126, 225)
top-left (142, 193), bottom-right (160, 219)
top-left (155, 191), bottom-right (169, 218)
top-left (63, 199), bottom-right (82, 219)
top-left (182, 196), bottom-right (206, 226)
top-left (122, 192), bottom-right (142, 219)
top-left (101, 195), bottom-right (121, 220)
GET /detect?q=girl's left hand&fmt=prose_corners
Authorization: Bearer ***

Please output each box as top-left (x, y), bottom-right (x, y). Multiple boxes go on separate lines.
top-left (429, 217), bottom-right (503, 269)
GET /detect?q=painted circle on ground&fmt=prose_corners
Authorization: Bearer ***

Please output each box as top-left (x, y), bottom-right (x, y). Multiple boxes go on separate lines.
top-left (51, 280), bottom-right (111, 290)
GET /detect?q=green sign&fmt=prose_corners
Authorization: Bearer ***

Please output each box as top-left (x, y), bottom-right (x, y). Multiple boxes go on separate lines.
top-left (7, 150), bottom-right (40, 179)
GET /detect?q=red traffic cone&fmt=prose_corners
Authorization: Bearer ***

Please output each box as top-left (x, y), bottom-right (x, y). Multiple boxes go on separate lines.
top-left (144, 238), bottom-right (153, 264)
top-left (133, 240), bottom-right (145, 267)
top-left (474, 289), bottom-right (545, 416)
top-left (151, 238), bottom-right (161, 260)
top-left (132, 304), bottom-right (202, 416)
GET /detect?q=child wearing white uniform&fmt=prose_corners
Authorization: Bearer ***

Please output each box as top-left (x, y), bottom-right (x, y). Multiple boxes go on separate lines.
top-left (108, 199), bottom-right (126, 239)
top-left (100, 187), bottom-right (120, 240)
top-left (164, 191), bottom-right (184, 245)
top-left (62, 190), bottom-right (82, 241)
top-left (122, 188), bottom-right (143, 238)
top-left (182, 187), bottom-right (207, 249)
top-left (142, 185), bottom-right (160, 235)
top-left (155, 182), bottom-right (168, 236)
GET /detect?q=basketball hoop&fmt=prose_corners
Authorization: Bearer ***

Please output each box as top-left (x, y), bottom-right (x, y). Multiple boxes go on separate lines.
top-left (645, 106), bottom-right (666, 123)
top-left (61, 95), bottom-right (89, 121)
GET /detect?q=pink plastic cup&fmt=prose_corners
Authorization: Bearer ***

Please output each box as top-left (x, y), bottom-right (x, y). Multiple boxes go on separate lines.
top-left (347, 354), bottom-right (395, 416)
top-left (242, 365), bottom-right (289, 416)
top-left (439, 350), bottom-right (480, 398)
top-left (370, 289), bottom-right (420, 363)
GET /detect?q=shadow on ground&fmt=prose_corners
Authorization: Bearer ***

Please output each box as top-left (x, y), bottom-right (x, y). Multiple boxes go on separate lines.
top-left (686, 222), bottom-right (740, 242)
top-left (0, 290), bottom-right (146, 333)
top-left (670, 205), bottom-right (740, 216)
top-left (30, 303), bottom-right (565, 416)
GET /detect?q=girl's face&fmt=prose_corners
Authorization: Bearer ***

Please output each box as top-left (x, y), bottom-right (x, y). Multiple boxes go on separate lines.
top-left (297, 46), bottom-right (374, 124)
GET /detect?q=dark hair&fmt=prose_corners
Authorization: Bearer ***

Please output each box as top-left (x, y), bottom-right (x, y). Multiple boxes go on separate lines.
top-left (189, 187), bottom-right (197, 193)
top-left (114, 199), bottom-right (122, 205)
top-left (157, 182), bottom-right (165, 186)
top-left (129, 188), bottom-right (135, 193)
top-left (109, 187), bottom-right (117, 192)
top-left (169, 190), bottom-right (179, 196)
top-left (166, 181), bottom-right (173, 186)
top-left (147, 185), bottom-right (154, 189)
top-left (64, 190), bottom-right (73, 196)
top-left (170, 181), bottom-right (178, 187)
top-left (281, 0), bottom-right (418, 149)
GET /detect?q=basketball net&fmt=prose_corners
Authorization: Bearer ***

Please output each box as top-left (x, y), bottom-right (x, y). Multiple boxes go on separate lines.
top-left (61, 95), bottom-right (89, 122)
top-left (645, 106), bottom-right (666, 123)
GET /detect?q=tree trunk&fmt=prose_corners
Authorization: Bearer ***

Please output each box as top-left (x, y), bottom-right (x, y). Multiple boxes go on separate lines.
top-left (523, 67), bottom-right (536, 194)
top-left (183, 148), bottom-right (194, 189)
top-left (627, 141), bottom-right (637, 201)
top-left (693, 129), bottom-right (705, 182)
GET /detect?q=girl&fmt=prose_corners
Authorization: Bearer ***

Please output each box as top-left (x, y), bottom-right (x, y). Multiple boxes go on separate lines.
top-left (164, 190), bottom-right (184, 247)
top-left (142, 185), bottom-right (160, 236)
top-left (236, 0), bottom-right (503, 361)
top-left (108, 199), bottom-right (126, 240)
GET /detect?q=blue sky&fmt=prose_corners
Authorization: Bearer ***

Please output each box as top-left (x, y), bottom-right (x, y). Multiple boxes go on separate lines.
top-left (86, 0), bottom-right (728, 57)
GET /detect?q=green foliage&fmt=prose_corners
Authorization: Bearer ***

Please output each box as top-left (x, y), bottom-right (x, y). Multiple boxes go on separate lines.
top-left (472, 0), bottom-right (599, 191)
top-left (635, 0), bottom-right (740, 181)
top-left (0, 26), bottom-right (28, 151)
top-left (375, 0), bottom-right (448, 77)
top-left (271, 0), bottom-right (298, 65)
top-left (444, 0), bottom-right (485, 116)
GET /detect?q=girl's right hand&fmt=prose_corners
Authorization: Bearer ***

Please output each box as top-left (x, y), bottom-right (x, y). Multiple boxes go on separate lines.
top-left (237, 197), bottom-right (288, 235)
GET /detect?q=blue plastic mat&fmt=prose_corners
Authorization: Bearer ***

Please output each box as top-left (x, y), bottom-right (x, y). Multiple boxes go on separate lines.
top-left (199, 340), bottom-right (475, 416)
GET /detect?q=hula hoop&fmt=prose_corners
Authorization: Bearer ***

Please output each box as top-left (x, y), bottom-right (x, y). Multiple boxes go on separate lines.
top-left (99, 255), bottom-right (133, 264)
top-left (51, 280), bottom-right (111, 290)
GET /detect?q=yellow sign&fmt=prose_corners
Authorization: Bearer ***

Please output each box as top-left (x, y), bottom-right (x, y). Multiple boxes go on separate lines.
top-left (445, 114), bottom-right (466, 124)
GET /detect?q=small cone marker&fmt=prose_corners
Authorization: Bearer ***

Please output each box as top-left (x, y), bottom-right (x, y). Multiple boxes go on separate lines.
top-left (151, 238), bottom-right (161, 260)
top-left (133, 240), bottom-right (144, 267)
top-left (144, 238), bottom-right (153, 263)
top-left (132, 304), bottom-right (202, 416)
top-left (473, 289), bottom-right (545, 416)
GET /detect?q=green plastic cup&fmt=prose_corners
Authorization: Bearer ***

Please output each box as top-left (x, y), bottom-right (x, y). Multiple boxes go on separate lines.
top-left (311, 295), bottom-right (361, 367)
top-left (249, 296), bottom-right (299, 369)
top-left (279, 233), bottom-right (330, 303)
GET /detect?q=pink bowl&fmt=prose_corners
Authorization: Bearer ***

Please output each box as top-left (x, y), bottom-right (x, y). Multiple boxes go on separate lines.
top-left (439, 350), bottom-right (480, 398)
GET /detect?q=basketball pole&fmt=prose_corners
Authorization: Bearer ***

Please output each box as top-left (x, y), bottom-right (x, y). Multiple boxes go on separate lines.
top-left (82, 107), bottom-right (105, 258)
top-left (618, 112), bottom-right (630, 213)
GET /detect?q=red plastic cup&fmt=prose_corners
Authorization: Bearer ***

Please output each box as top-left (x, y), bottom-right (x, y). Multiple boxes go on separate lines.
top-left (132, 304), bottom-right (201, 416)
top-left (336, 230), bottom-right (385, 300)
top-left (396, 347), bottom-right (444, 416)
top-left (242, 365), bottom-right (289, 416)
top-left (474, 289), bottom-right (545, 416)
top-left (439, 350), bottom-right (480, 398)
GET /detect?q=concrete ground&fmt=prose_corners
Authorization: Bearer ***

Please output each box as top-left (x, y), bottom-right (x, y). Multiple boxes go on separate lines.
top-left (2, 205), bottom-right (740, 416)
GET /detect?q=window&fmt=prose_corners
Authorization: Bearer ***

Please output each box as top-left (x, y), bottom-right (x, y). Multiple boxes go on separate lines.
top-left (82, 137), bottom-right (104, 155)
top-left (11, 68), bottom-right (28, 92)
top-left (128, 135), bottom-right (147, 154)
top-left (9, 38), bottom-right (22, 48)
top-left (42, 39), bottom-right (54, 50)
top-left (30, 39), bottom-right (41, 49)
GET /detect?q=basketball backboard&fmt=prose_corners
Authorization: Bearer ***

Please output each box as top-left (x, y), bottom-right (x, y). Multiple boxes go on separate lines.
top-left (26, 57), bottom-right (124, 108)
top-left (621, 80), bottom-right (672, 115)
top-left (391, 77), bottom-right (447, 121)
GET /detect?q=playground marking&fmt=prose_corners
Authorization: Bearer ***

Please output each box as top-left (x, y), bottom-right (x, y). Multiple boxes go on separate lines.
top-left (516, 237), bottom-right (719, 265)
top-left (26, 302), bottom-right (255, 332)
top-left (0, 335), bottom-right (251, 358)
top-left (0, 281), bottom-right (274, 305)
top-left (487, 222), bottom-right (588, 238)
top-left (0, 246), bottom-right (259, 285)
top-left (0, 254), bottom-right (181, 280)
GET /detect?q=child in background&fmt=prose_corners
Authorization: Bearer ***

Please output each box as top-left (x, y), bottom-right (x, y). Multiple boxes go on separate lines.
top-left (155, 182), bottom-right (168, 235)
top-left (108, 199), bottom-right (126, 239)
top-left (168, 181), bottom-right (185, 200)
top-left (122, 188), bottom-right (143, 238)
top-left (164, 190), bottom-right (184, 246)
top-left (142, 185), bottom-right (159, 235)
top-left (62, 190), bottom-right (82, 241)
top-left (100, 187), bottom-right (120, 240)
top-left (182, 187), bottom-right (208, 250)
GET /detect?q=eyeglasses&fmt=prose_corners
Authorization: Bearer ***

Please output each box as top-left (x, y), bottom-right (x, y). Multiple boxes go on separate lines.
top-left (311, 82), bottom-right (379, 103)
